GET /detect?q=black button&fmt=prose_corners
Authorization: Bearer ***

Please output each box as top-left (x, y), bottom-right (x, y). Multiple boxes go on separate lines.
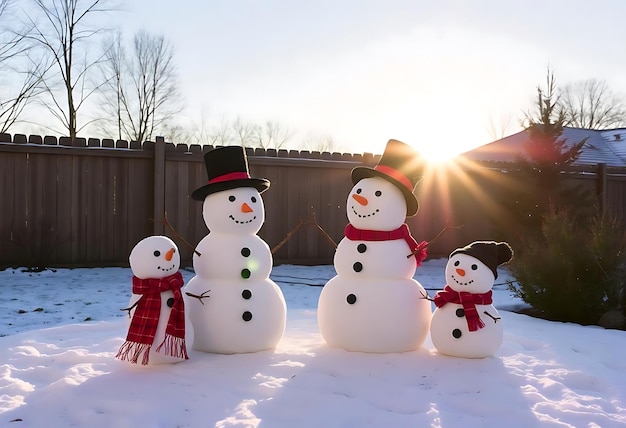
top-left (167, 298), bottom-right (175, 308)
top-left (242, 289), bottom-right (252, 300)
top-left (241, 268), bottom-right (251, 279)
top-left (346, 294), bottom-right (357, 304)
top-left (452, 328), bottom-right (462, 339)
top-left (242, 311), bottom-right (252, 321)
top-left (456, 308), bottom-right (465, 318)
top-left (241, 247), bottom-right (251, 257)
top-left (357, 243), bottom-right (367, 253)
top-left (353, 262), bottom-right (363, 272)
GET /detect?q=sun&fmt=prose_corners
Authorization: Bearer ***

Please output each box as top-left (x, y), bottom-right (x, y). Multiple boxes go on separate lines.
top-left (415, 143), bottom-right (467, 165)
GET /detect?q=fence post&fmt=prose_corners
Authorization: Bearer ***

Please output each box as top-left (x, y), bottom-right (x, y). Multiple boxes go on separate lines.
top-left (153, 136), bottom-right (166, 235)
top-left (597, 163), bottom-right (607, 213)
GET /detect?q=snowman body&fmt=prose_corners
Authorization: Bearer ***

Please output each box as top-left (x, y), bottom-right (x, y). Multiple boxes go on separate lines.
top-left (318, 176), bottom-right (431, 353)
top-left (122, 236), bottom-right (192, 365)
top-left (187, 186), bottom-right (286, 354)
top-left (430, 252), bottom-right (503, 358)
top-left (127, 289), bottom-right (194, 364)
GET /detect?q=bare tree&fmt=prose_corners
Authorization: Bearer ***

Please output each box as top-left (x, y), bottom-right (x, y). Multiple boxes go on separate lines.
top-left (182, 116), bottom-right (292, 149)
top-left (99, 30), bottom-right (180, 142)
top-left (485, 114), bottom-right (514, 141)
top-left (185, 111), bottom-right (220, 146)
top-left (0, 0), bottom-right (46, 132)
top-left (24, 0), bottom-right (114, 139)
top-left (560, 79), bottom-right (626, 129)
top-left (99, 29), bottom-right (123, 139)
top-left (252, 120), bottom-right (290, 149)
top-left (231, 116), bottom-right (255, 147)
top-left (302, 132), bottom-right (337, 152)
top-left (0, 0), bottom-right (24, 62)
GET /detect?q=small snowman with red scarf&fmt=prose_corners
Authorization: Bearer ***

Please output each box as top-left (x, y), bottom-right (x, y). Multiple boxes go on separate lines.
top-left (116, 236), bottom-right (191, 365)
top-left (317, 139), bottom-right (431, 353)
top-left (430, 241), bottom-right (513, 359)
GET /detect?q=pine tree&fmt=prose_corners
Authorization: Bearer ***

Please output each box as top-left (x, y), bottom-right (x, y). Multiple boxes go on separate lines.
top-left (520, 71), bottom-right (586, 207)
top-left (505, 69), bottom-right (626, 326)
top-left (500, 69), bottom-right (592, 244)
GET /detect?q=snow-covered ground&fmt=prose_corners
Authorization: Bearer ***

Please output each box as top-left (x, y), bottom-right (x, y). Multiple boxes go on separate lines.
top-left (0, 259), bottom-right (625, 427)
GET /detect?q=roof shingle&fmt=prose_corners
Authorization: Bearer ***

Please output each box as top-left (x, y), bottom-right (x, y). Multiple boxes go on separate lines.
top-left (462, 127), bottom-right (626, 167)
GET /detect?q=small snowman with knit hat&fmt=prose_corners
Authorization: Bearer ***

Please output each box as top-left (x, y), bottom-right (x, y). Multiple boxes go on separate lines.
top-left (429, 240), bottom-right (513, 358)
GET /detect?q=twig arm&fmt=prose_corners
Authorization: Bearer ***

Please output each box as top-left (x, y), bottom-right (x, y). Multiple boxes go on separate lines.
top-left (185, 290), bottom-right (211, 305)
top-left (120, 300), bottom-right (140, 318)
top-left (151, 211), bottom-right (202, 257)
top-left (407, 224), bottom-right (464, 258)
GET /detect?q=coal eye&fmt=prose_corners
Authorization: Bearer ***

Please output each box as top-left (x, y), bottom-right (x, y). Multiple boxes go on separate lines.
top-left (251, 196), bottom-right (257, 203)
top-left (154, 250), bottom-right (161, 257)
top-left (471, 264), bottom-right (478, 270)
top-left (228, 195), bottom-right (236, 202)
top-left (356, 188), bottom-right (362, 194)
top-left (375, 190), bottom-right (382, 197)
top-left (454, 260), bottom-right (460, 266)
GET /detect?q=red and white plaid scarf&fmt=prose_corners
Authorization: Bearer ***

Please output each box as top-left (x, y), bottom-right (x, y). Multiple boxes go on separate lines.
top-left (116, 272), bottom-right (188, 365)
top-left (433, 285), bottom-right (493, 332)
top-left (344, 223), bottom-right (428, 266)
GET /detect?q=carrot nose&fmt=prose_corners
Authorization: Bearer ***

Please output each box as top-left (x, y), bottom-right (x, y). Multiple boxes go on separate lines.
top-left (352, 193), bottom-right (368, 206)
top-left (456, 268), bottom-right (466, 277)
top-left (165, 248), bottom-right (176, 261)
top-left (241, 202), bottom-right (253, 213)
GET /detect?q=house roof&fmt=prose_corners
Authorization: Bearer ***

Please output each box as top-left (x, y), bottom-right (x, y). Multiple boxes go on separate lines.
top-left (461, 127), bottom-right (626, 168)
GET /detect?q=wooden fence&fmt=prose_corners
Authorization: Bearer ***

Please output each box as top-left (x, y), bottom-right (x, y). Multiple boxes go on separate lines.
top-left (1, 133), bottom-right (625, 269)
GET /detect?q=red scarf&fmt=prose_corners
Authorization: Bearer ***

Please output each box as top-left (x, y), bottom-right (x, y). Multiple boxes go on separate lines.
top-left (116, 272), bottom-right (188, 365)
top-left (344, 223), bottom-right (428, 266)
top-left (433, 285), bottom-right (493, 332)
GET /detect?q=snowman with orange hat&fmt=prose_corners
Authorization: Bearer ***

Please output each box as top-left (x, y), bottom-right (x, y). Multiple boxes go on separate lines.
top-left (185, 146), bottom-right (286, 354)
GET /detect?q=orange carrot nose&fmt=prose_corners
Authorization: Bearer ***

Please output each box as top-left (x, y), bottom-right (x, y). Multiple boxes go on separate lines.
top-left (165, 248), bottom-right (176, 261)
top-left (241, 202), bottom-right (253, 213)
top-left (352, 193), bottom-right (368, 206)
top-left (456, 268), bottom-right (466, 277)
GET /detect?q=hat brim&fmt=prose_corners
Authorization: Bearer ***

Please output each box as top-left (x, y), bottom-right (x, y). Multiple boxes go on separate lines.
top-left (351, 166), bottom-right (418, 217)
top-left (191, 178), bottom-right (270, 201)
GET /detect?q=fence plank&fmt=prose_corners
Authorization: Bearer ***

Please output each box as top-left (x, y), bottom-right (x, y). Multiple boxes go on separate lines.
top-left (0, 151), bottom-right (19, 266)
top-left (54, 153), bottom-right (71, 263)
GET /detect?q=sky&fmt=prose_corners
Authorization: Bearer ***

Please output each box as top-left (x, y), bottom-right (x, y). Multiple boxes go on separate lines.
top-left (1, 261), bottom-right (625, 426)
top-left (16, 0), bottom-right (626, 159)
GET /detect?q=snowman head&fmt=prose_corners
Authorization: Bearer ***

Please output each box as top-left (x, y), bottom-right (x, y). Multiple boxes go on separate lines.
top-left (350, 139), bottom-right (423, 217)
top-left (129, 236), bottom-right (180, 279)
top-left (445, 241), bottom-right (513, 293)
top-left (347, 176), bottom-right (407, 231)
top-left (202, 186), bottom-right (265, 234)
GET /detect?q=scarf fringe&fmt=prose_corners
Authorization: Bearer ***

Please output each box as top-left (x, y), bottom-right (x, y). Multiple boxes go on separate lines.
top-left (115, 340), bottom-right (151, 365)
top-left (467, 315), bottom-right (486, 332)
top-left (156, 334), bottom-right (189, 360)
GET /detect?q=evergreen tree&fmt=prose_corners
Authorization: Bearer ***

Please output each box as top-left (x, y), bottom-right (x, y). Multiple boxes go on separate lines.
top-left (505, 69), bottom-right (626, 326)
top-left (499, 70), bottom-right (592, 245)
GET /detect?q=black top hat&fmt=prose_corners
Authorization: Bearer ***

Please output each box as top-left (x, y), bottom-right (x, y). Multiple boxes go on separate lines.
top-left (191, 146), bottom-right (270, 201)
top-left (450, 241), bottom-right (514, 279)
top-left (351, 139), bottom-right (423, 217)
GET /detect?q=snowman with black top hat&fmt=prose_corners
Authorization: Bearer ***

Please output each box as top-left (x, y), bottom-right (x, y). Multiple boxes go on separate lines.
top-left (185, 146), bottom-right (286, 354)
top-left (317, 139), bottom-right (431, 353)
top-left (430, 241), bottom-right (513, 358)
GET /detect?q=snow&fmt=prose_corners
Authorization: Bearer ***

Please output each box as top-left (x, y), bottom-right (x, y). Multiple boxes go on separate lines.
top-left (1, 259), bottom-right (625, 427)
